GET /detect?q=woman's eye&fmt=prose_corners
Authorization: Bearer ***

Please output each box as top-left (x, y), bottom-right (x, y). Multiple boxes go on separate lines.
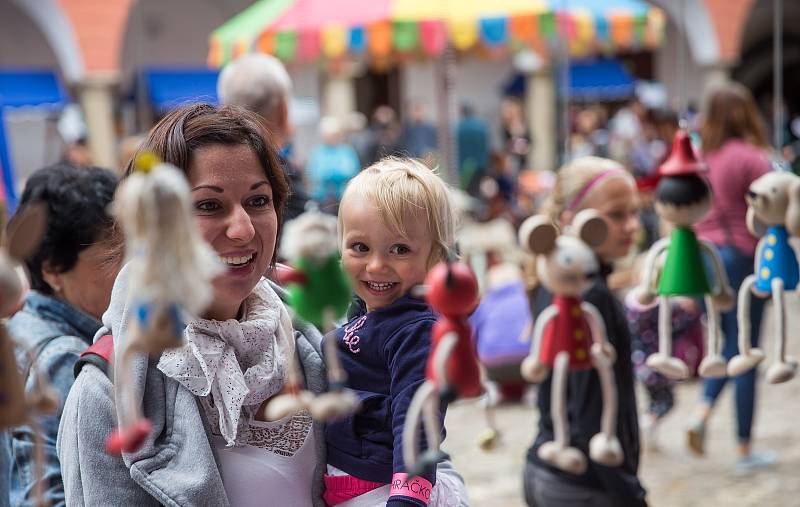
top-left (248, 195), bottom-right (271, 208)
top-left (196, 200), bottom-right (219, 212)
top-left (351, 242), bottom-right (368, 253)
top-left (391, 244), bottom-right (411, 255)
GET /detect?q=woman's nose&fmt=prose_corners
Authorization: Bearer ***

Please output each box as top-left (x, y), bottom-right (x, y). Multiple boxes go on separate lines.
top-left (226, 206), bottom-right (255, 243)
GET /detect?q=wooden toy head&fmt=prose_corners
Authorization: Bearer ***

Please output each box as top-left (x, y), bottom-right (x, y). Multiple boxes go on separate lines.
top-left (0, 204), bottom-right (47, 317)
top-left (518, 210), bottom-right (608, 297)
top-left (280, 208), bottom-right (339, 265)
top-left (425, 261), bottom-right (479, 319)
top-left (654, 175), bottom-right (712, 227)
top-left (744, 172), bottom-right (800, 237)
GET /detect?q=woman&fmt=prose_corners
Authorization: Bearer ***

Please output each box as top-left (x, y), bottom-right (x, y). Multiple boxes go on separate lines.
top-left (691, 83), bottom-right (773, 473)
top-left (57, 104), bottom-right (465, 507)
top-left (7, 164), bottom-right (119, 506)
top-left (523, 157), bottom-right (646, 507)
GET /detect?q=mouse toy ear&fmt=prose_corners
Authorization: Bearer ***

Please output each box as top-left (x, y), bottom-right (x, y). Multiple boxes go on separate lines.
top-left (571, 209), bottom-right (608, 249)
top-left (518, 215), bottom-right (557, 256)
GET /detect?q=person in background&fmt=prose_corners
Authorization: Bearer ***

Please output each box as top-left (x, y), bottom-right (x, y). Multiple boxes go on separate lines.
top-left (456, 103), bottom-right (490, 197)
top-left (499, 96), bottom-right (530, 175)
top-left (6, 164), bottom-right (119, 506)
top-left (217, 53), bottom-right (309, 221)
top-left (365, 105), bottom-right (403, 165)
top-left (523, 156), bottom-right (646, 507)
top-left (690, 83), bottom-right (773, 474)
top-left (401, 99), bottom-right (438, 161)
top-left (306, 116), bottom-right (360, 214)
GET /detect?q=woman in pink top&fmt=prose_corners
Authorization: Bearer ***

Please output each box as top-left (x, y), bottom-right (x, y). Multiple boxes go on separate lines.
top-left (690, 83), bottom-right (773, 474)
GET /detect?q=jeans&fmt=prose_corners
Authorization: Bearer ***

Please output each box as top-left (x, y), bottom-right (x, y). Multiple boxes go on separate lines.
top-left (702, 245), bottom-right (765, 443)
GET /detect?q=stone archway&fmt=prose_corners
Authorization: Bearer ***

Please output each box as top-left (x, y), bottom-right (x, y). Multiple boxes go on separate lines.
top-left (8, 0), bottom-right (84, 82)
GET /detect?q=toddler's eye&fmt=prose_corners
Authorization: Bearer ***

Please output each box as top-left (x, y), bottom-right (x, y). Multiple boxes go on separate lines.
top-left (390, 244), bottom-right (411, 255)
top-left (351, 242), bottom-right (369, 253)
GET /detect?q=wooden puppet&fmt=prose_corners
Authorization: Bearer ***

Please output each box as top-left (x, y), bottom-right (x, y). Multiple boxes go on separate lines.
top-left (105, 154), bottom-right (220, 455)
top-left (728, 172), bottom-right (800, 383)
top-left (402, 260), bottom-right (482, 476)
top-left (0, 203), bottom-right (58, 507)
top-left (517, 210), bottom-right (622, 475)
top-left (635, 131), bottom-right (734, 380)
top-left (262, 208), bottom-right (360, 422)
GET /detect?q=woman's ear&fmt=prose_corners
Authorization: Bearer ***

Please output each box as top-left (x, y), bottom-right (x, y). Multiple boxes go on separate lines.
top-left (746, 206), bottom-right (767, 237)
top-left (518, 215), bottom-right (557, 255)
top-left (786, 181), bottom-right (800, 236)
top-left (40, 261), bottom-right (62, 294)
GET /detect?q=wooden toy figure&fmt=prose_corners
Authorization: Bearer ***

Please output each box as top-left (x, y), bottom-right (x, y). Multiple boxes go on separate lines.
top-left (402, 260), bottom-right (482, 476)
top-left (517, 210), bottom-right (623, 475)
top-left (728, 172), bottom-right (800, 383)
top-left (0, 203), bottom-right (58, 507)
top-left (263, 208), bottom-right (360, 422)
top-left (105, 154), bottom-right (221, 455)
top-left (635, 131), bottom-right (735, 380)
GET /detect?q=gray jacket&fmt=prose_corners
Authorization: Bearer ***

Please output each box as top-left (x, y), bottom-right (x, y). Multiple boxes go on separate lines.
top-left (57, 266), bottom-right (469, 506)
top-left (57, 266), bottom-right (327, 507)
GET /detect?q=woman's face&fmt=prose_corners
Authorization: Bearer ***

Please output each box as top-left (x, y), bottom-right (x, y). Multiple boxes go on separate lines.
top-left (188, 144), bottom-right (277, 321)
top-left (580, 176), bottom-right (641, 262)
top-left (54, 240), bottom-right (120, 320)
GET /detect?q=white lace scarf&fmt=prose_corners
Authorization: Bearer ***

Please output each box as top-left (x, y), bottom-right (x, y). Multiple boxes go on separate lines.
top-left (157, 280), bottom-right (295, 446)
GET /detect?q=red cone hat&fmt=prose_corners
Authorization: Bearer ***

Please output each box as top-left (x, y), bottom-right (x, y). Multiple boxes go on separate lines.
top-left (658, 130), bottom-right (707, 176)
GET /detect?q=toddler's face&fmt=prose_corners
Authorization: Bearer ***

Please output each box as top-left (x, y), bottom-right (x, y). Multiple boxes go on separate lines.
top-left (340, 193), bottom-right (433, 311)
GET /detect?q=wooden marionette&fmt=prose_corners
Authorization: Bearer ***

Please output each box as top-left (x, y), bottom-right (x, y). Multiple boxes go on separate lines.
top-left (105, 154), bottom-right (221, 455)
top-left (0, 203), bottom-right (59, 507)
top-left (727, 172), bottom-right (800, 383)
top-left (517, 210), bottom-right (623, 475)
top-left (262, 208), bottom-right (360, 422)
top-left (402, 260), bottom-right (482, 477)
top-left (634, 131), bottom-right (735, 380)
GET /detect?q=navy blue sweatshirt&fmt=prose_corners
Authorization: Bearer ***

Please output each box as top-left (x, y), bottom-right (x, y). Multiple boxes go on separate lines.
top-left (324, 294), bottom-right (441, 505)
top-left (527, 262), bottom-right (647, 507)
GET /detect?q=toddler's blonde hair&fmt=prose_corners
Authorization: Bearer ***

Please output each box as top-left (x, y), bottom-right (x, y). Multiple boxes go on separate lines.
top-left (339, 157), bottom-right (456, 266)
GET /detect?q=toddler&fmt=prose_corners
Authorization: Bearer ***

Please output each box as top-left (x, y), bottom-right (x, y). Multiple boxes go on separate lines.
top-left (323, 157), bottom-right (465, 507)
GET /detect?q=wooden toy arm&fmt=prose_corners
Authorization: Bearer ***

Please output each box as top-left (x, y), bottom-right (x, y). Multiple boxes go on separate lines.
top-left (529, 305), bottom-right (558, 360)
top-left (433, 331), bottom-right (459, 386)
top-left (637, 238), bottom-right (670, 299)
top-left (583, 302), bottom-right (616, 362)
top-left (582, 302), bottom-right (608, 346)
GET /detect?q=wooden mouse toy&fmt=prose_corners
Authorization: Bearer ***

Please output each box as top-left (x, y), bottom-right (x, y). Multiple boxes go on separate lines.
top-left (728, 171), bottom-right (800, 383)
top-left (0, 203), bottom-right (57, 507)
top-left (517, 210), bottom-right (623, 475)
top-left (635, 131), bottom-right (734, 380)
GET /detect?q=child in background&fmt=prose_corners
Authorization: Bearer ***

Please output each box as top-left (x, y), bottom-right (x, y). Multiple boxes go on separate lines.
top-left (625, 290), bottom-right (703, 449)
top-left (324, 158), bottom-right (466, 507)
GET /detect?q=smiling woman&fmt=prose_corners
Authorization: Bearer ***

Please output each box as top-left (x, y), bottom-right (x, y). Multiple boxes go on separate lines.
top-left (57, 104), bottom-right (330, 507)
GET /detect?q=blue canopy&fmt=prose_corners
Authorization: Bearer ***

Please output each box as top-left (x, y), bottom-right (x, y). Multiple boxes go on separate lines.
top-left (503, 57), bottom-right (636, 102)
top-left (567, 58), bottom-right (636, 102)
top-left (0, 70), bottom-right (67, 109)
top-left (0, 70), bottom-right (68, 213)
top-left (145, 68), bottom-right (220, 111)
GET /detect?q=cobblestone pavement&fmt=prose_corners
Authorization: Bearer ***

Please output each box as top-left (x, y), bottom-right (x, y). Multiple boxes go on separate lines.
top-left (444, 297), bottom-right (800, 507)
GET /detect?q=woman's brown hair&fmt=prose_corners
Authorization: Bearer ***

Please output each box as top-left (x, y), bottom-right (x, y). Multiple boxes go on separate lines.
top-left (118, 103), bottom-right (289, 265)
top-left (700, 83), bottom-right (769, 153)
